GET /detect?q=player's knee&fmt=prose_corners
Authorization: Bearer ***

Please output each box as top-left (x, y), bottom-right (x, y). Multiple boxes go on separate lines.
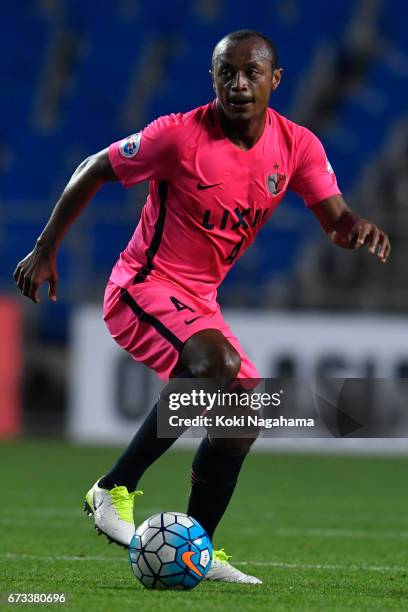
top-left (210, 342), bottom-right (241, 378)
top-left (182, 331), bottom-right (241, 379)
top-left (188, 346), bottom-right (240, 378)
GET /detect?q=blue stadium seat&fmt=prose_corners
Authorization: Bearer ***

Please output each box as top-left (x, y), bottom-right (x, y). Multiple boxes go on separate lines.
top-left (322, 56), bottom-right (408, 192)
top-left (88, 221), bottom-right (134, 276)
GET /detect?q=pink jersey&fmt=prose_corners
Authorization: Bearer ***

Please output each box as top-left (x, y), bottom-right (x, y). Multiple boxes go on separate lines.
top-left (108, 101), bottom-right (340, 299)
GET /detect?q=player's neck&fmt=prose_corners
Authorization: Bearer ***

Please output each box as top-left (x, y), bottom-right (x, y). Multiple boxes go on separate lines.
top-left (216, 104), bottom-right (267, 151)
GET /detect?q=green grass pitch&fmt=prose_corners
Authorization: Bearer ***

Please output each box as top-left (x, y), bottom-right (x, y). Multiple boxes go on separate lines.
top-left (1, 440), bottom-right (408, 611)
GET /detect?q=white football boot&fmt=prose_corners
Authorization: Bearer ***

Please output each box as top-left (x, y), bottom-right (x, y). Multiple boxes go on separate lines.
top-left (84, 479), bottom-right (143, 548)
top-left (205, 549), bottom-right (262, 584)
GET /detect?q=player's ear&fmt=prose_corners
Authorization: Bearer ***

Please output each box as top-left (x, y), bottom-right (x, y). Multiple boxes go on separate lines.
top-left (271, 67), bottom-right (283, 92)
top-left (209, 68), bottom-right (216, 92)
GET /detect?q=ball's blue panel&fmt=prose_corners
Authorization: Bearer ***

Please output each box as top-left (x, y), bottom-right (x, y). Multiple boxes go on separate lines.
top-left (182, 572), bottom-right (200, 590)
top-left (129, 534), bottom-right (141, 553)
top-left (159, 561), bottom-right (183, 576)
top-left (162, 531), bottom-right (189, 548)
top-left (188, 523), bottom-right (206, 540)
top-left (160, 574), bottom-right (186, 588)
top-left (164, 524), bottom-right (190, 540)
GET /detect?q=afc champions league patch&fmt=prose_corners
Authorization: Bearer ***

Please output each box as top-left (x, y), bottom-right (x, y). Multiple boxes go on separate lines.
top-left (119, 132), bottom-right (141, 159)
top-left (267, 168), bottom-right (287, 196)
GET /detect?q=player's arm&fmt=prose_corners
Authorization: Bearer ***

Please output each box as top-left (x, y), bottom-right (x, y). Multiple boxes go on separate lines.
top-left (13, 149), bottom-right (117, 303)
top-left (310, 194), bottom-right (391, 263)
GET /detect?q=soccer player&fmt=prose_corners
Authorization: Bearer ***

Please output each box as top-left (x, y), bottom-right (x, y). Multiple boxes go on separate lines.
top-left (14, 30), bottom-right (390, 584)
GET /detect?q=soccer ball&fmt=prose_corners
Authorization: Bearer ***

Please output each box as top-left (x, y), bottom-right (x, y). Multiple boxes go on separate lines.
top-left (129, 512), bottom-right (213, 590)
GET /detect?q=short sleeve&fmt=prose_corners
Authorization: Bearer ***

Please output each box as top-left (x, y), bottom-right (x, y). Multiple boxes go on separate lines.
top-left (108, 113), bottom-right (182, 188)
top-left (289, 127), bottom-right (341, 206)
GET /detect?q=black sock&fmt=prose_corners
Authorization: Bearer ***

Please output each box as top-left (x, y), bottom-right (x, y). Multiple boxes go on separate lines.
top-left (99, 369), bottom-right (194, 491)
top-left (99, 402), bottom-right (178, 491)
top-left (187, 437), bottom-right (247, 540)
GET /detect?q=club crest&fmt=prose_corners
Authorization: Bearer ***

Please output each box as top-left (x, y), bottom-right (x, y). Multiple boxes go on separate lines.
top-left (119, 132), bottom-right (141, 159)
top-left (267, 171), bottom-right (286, 196)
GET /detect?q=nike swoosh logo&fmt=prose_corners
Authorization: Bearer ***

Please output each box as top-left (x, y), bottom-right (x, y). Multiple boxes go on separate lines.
top-left (181, 550), bottom-right (203, 577)
top-left (197, 182), bottom-right (222, 190)
top-left (93, 491), bottom-right (102, 511)
top-left (184, 316), bottom-right (203, 325)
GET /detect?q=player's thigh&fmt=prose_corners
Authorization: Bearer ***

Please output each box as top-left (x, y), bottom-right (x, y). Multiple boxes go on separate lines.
top-left (103, 280), bottom-right (260, 381)
top-left (103, 280), bottom-right (218, 380)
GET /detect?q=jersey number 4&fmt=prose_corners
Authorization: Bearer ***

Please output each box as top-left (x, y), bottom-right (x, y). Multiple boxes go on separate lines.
top-left (170, 296), bottom-right (194, 313)
top-left (226, 237), bottom-right (245, 265)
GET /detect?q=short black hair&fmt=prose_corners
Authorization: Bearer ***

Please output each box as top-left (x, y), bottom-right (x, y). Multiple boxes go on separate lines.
top-left (211, 29), bottom-right (279, 71)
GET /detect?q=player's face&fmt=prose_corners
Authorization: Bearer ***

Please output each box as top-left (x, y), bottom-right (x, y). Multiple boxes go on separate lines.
top-left (212, 38), bottom-right (282, 122)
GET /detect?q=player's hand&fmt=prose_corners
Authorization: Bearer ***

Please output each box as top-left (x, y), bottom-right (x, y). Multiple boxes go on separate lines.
top-left (330, 218), bottom-right (391, 263)
top-left (13, 244), bottom-right (58, 304)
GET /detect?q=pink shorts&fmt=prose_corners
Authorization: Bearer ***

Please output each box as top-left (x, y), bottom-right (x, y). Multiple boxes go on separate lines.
top-left (103, 279), bottom-right (260, 381)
